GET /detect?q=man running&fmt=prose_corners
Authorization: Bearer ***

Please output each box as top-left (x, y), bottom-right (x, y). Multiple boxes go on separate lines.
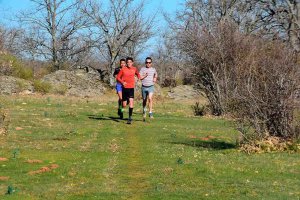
top-left (113, 59), bottom-right (126, 118)
top-left (117, 57), bottom-right (146, 124)
top-left (140, 57), bottom-right (157, 121)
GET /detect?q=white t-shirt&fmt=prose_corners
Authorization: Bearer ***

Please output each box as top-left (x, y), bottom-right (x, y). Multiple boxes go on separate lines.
top-left (140, 66), bottom-right (157, 87)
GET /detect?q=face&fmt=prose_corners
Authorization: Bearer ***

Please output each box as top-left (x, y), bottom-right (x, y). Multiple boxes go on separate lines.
top-left (127, 60), bottom-right (133, 67)
top-left (120, 61), bottom-right (126, 68)
top-left (145, 59), bottom-right (152, 67)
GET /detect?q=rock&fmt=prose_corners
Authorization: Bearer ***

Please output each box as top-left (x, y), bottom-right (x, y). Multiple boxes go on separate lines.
top-left (167, 85), bottom-right (201, 100)
top-left (0, 76), bottom-right (33, 95)
top-left (42, 70), bottom-right (106, 97)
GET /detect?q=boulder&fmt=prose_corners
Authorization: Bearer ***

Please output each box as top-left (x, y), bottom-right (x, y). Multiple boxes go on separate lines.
top-left (167, 85), bottom-right (201, 100)
top-left (0, 76), bottom-right (33, 95)
top-left (42, 70), bottom-right (106, 97)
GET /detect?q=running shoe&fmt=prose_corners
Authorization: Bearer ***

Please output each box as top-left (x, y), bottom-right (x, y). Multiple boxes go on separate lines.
top-left (149, 112), bottom-right (154, 119)
top-left (127, 118), bottom-right (132, 124)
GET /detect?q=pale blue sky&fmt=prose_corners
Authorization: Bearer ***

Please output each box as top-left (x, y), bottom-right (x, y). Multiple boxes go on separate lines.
top-left (0, 0), bottom-right (185, 59)
top-left (0, 0), bottom-right (184, 25)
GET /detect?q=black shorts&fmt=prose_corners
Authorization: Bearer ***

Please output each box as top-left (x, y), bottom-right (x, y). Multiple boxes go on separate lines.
top-left (122, 88), bottom-right (134, 101)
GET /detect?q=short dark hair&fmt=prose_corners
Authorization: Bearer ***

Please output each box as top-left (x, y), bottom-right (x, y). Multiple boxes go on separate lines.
top-left (120, 58), bottom-right (126, 63)
top-left (145, 57), bottom-right (152, 61)
top-left (126, 57), bottom-right (134, 62)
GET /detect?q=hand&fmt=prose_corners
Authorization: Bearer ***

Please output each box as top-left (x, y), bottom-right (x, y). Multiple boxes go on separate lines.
top-left (123, 82), bottom-right (127, 86)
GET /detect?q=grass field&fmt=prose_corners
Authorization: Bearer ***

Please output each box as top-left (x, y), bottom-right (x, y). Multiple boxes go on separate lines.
top-left (0, 93), bottom-right (299, 200)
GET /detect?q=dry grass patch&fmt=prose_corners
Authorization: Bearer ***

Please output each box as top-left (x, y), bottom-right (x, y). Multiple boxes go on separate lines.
top-left (240, 136), bottom-right (300, 154)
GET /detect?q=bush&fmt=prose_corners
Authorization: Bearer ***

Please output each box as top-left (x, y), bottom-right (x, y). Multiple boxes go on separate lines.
top-left (0, 53), bottom-right (33, 80)
top-left (14, 66), bottom-right (33, 80)
top-left (175, 78), bottom-right (183, 86)
top-left (162, 77), bottom-right (177, 88)
top-left (177, 20), bottom-right (300, 142)
top-left (33, 80), bottom-right (52, 94)
top-left (191, 102), bottom-right (206, 116)
top-left (34, 66), bottom-right (52, 79)
top-left (0, 109), bottom-right (8, 135)
top-left (53, 84), bottom-right (68, 95)
top-left (230, 39), bottom-right (299, 140)
top-left (16, 79), bottom-right (29, 92)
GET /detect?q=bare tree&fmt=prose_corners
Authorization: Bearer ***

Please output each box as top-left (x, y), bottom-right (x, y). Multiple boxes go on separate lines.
top-left (81, 0), bottom-right (155, 86)
top-left (17, 0), bottom-right (90, 70)
top-left (172, 0), bottom-right (300, 139)
top-left (151, 31), bottom-right (188, 88)
top-left (169, 0), bottom-right (246, 115)
top-left (246, 0), bottom-right (300, 52)
top-left (231, 37), bottom-right (300, 139)
top-left (0, 25), bottom-right (23, 55)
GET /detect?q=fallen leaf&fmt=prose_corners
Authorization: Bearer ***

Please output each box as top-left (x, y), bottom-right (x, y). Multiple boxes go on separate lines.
top-left (0, 157), bottom-right (8, 161)
top-left (188, 135), bottom-right (197, 139)
top-left (28, 164), bottom-right (59, 175)
top-left (200, 137), bottom-right (209, 141)
top-left (50, 164), bottom-right (59, 169)
top-left (207, 135), bottom-right (216, 139)
top-left (0, 176), bottom-right (9, 181)
top-left (26, 159), bottom-right (43, 164)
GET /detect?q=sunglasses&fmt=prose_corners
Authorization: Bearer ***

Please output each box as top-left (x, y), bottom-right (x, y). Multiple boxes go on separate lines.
top-left (145, 62), bottom-right (152, 64)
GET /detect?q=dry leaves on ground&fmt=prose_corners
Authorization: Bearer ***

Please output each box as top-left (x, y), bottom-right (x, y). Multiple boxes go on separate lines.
top-left (28, 164), bottom-right (59, 175)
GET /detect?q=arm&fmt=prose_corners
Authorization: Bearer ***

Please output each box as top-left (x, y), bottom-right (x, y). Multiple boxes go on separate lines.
top-left (140, 73), bottom-right (148, 80)
top-left (116, 70), bottom-right (126, 86)
top-left (135, 68), bottom-right (141, 80)
top-left (153, 69), bottom-right (157, 83)
top-left (139, 67), bottom-right (148, 80)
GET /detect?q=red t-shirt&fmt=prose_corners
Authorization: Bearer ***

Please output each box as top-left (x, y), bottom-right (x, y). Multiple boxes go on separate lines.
top-left (116, 66), bottom-right (141, 88)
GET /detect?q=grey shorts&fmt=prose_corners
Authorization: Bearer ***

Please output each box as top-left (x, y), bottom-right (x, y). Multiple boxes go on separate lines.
top-left (141, 85), bottom-right (154, 99)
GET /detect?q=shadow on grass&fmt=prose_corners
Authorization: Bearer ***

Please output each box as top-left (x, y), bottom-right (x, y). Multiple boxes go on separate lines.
top-left (88, 115), bottom-right (122, 122)
top-left (170, 139), bottom-right (236, 150)
top-left (88, 115), bottom-right (143, 122)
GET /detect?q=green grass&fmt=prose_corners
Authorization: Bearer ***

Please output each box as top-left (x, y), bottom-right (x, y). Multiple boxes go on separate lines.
top-left (0, 95), bottom-right (299, 200)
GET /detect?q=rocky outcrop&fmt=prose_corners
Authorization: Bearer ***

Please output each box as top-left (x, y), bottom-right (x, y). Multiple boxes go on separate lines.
top-left (167, 85), bottom-right (201, 100)
top-left (0, 76), bottom-right (33, 95)
top-left (41, 70), bottom-right (106, 97)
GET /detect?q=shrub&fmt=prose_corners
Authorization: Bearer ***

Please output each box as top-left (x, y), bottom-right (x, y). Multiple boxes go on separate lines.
top-left (230, 39), bottom-right (299, 140)
top-left (191, 102), bottom-right (206, 116)
top-left (14, 66), bottom-right (33, 80)
top-left (53, 84), bottom-right (68, 95)
top-left (34, 66), bottom-right (52, 79)
top-left (0, 109), bottom-right (9, 135)
top-left (162, 77), bottom-right (176, 88)
top-left (33, 80), bottom-right (52, 94)
top-left (175, 78), bottom-right (183, 86)
top-left (0, 53), bottom-right (33, 80)
top-left (177, 19), bottom-right (300, 142)
top-left (16, 80), bottom-right (29, 92)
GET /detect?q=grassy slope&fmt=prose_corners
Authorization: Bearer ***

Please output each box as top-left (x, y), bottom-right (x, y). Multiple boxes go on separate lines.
top-left (0, 94), bottom-right (299, 200)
